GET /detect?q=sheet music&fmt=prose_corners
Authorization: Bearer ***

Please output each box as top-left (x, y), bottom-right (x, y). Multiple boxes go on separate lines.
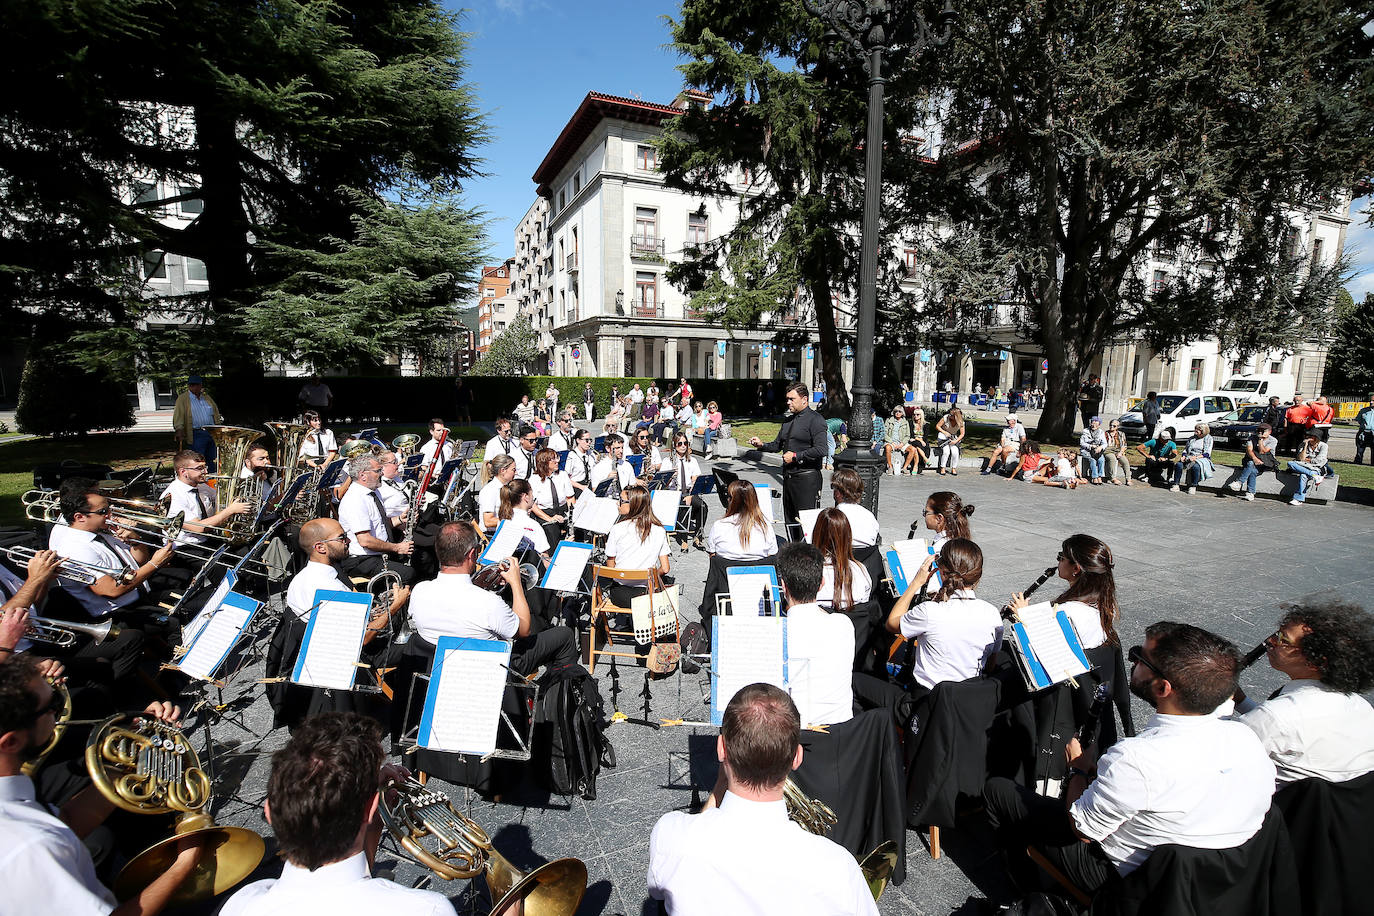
top-left (180, 570), bottom-right (238, 648)
top-left (176, 592), bottom-right (258, 681)
top-left (1016, 602), bottom-right (1089, 687)
top-left (292, 590), bottom-right (370, 690)
top-left (887, 537), bottom-right (935, 593)
top-left (418, 637), bottom-right (511, 756)
top-left (711, 616), bottom-right (787, 725)
top-left (725, 566), bottom-right (781, 617)
top-left (755, 483), bottom-right (774, 525)
top-left (541, 541), bottom-right (593, 591)
top-left (798, 508), bottom-right (822, 543)
top-left (571, 494), bottom-right (619, 534)
top-left (651, 489), bottom-right (681, 531)
top-left (478, 520), bottom-right (525, 566)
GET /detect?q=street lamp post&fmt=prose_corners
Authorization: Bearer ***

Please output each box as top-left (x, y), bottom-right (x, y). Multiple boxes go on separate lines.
top-left (803, 0), bottom-right (954, 514)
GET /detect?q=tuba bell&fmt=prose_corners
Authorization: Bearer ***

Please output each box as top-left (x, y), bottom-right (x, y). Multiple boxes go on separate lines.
top-left (85, 712), bottom-right (265, 904)
top-left (783, 778), bottom-right (898, 901)
top-left (204, 425), bottom-right (266, 542)
top-left (392, 433), bottom-right (422, 460)
top-left (265, 420), bottom-right (318, 523)
top-left (380, 776), bottom-right (586, 915)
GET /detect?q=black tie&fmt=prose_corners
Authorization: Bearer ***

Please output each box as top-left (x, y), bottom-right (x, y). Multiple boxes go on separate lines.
top-left (371, 489), bottom-right (398, 541)
top-left (679, 459), bottom-right (687, 493)
top-left (550, 478), bottom-right (564, 516)
top-left (577, 453), bottom-right (590, 486)
top-left (522, 451), bottom-right (533, 480)
top-left (501, 438), bottom-right (511, 455)
top-left (97, 533), bottom-right (145, 595)
top-left (194, 487), bottom-right (212, 520)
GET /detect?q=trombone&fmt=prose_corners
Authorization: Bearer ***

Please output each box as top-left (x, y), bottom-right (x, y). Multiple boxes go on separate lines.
top-left (2, 545), bottom-right (137, 586)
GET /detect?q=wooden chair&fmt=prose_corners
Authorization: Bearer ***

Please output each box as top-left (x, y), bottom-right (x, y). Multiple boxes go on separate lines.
top-left (586, 564), bottom-right (675, 673)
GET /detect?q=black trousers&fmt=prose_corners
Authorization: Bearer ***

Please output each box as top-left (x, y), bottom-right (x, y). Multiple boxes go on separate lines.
top-left (983, 776), bottom-right (1121, 897)
top-left (782, 469), bottom-right (822, 541)
top-left (511, 627), bottom-right (579, 676)
top-left (339, 553), bottom-right (417, 587)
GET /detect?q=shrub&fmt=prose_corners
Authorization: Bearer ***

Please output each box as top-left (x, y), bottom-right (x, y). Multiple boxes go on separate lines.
top-left (16, 345), bottom-right (136, 437)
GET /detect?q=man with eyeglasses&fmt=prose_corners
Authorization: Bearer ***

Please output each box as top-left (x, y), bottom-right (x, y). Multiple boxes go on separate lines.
top-left (336, 455), bottom-right (417, 586)
top-left (590, 436), bottom-right (635, 498)
top-left (482, 419), bottom-right (516, 465)
top-left (749, 382), bottom-right (827, 541)
top-left (982, 621), bottom-right (1275, 901)
top-left (1231, 600), bottom-right (1374, 785)
top-left (0, 653), bottom-right (203, 916)
top-left (547, 412), bottom-right (577, 454)
top-left (162, 449), bottom-right (252, 547)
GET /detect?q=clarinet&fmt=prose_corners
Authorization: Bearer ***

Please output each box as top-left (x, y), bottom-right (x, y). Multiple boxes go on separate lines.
top-left (1001, 565), bottom-right (1058, 618)
top-left (1240, 641), bottom-right (1269, 670)
top-left (1060, 683), bottom-right (1112, 796)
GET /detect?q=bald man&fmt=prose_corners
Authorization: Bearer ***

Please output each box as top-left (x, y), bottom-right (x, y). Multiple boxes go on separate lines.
top-left (285, 518), bottom-right (408, 623)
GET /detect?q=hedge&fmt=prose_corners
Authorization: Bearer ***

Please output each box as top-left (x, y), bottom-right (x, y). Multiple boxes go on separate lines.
top-left (16, 346), bottom-right (136, 437)
top-left (201, 375), bottom-right (802, 425)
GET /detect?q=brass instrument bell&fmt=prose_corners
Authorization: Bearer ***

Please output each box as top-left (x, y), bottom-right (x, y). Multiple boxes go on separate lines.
top-left (392, 433), bottom-right (422, 460)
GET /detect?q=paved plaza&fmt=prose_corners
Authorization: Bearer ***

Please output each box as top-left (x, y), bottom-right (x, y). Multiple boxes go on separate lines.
top-left (166, 446), bottom-right (1374, 915)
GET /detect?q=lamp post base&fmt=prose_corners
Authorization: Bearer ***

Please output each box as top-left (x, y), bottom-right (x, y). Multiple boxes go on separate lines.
top-left (833, 442), bottom-right (884, 516)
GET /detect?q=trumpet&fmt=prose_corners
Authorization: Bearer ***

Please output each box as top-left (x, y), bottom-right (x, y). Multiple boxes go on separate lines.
top-left (27, 615), bottom-right (121, 648)
top-left (2, 545), bottom-right (136, 586)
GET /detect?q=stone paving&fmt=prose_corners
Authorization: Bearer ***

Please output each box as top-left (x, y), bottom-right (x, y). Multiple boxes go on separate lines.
top-left (145, 438), bottom-right (1374, 916)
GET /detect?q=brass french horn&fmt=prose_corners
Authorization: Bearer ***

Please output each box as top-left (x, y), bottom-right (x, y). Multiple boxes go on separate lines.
top-left (380, 776), bottom-right (586, 915)
top-left (783, 778), bottom-right (898, 901)
top-left (85, 712), bottom-right (264, 904)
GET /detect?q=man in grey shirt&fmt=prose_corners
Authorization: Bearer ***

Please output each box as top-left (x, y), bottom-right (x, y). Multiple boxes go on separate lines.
top-left (1228, 423), bottom-right (1278, 501)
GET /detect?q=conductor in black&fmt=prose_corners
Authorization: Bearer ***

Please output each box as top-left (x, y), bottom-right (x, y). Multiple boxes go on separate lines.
top-left (750, 382), bottom-right (827, 541)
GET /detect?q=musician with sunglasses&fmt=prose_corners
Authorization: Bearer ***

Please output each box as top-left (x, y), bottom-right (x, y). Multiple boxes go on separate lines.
top-left (162, 450), bottom-right (252, 547)
top-left (511, 424), bottom-right (540, 480)
top-left (982, 622), bottom-right (1275, 900)
top-left (665, 434), bottom-right (708, 551)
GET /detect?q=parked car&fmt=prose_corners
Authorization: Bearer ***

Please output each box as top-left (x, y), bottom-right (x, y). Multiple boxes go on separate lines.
top-left (1209, 405), bottom-right (1269, 447)
top-left (1117, 391), bottom-right (1242, 440)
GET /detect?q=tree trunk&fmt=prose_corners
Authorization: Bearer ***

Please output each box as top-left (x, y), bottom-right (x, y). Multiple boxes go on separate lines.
top-left (809, 273), bottom-right (850, 417)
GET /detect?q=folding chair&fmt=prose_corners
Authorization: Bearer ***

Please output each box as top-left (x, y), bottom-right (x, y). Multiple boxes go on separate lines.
top-left (585, 565), bottom-right (676, 673)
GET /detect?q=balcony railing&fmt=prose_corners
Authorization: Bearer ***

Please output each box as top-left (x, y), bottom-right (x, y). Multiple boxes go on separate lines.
top-left (630, 237), bottom-right (666, 261)
top-left (566, 250), bottom-right (578, 273)
top-left (632, 301), bottom-right (664, 319)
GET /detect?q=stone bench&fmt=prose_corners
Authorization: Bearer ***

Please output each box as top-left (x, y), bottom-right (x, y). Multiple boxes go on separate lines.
top-left (690, 431), bottom-right (737, 458)
top-left (1196, 466), bottom-right (1340, 504)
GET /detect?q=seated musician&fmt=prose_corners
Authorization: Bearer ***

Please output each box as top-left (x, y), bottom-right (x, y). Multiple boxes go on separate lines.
top-left (478, 454), bottom-right (517, 533)
top-left (48, 481), bottom-right (175, 626)
top-left (589, 435), bottom-right (636, 498)
top-left (812, 509), bottom-right (871, 610)
top-left (1232, 599), bottom-right (1374, 784)
top-left (374, 451), bottom-right (410, 528)
top-left (982, 622), bottom-right (1275, 899)
top-left (664, 433), bottom-right (708, 551)
top-left (219, 712), bottom-right (450, 916)
top-left (162, 449), bottom-right (251, 547)
top-left (647, 683), bottom-right (877, 915)
top-left (628, 426), bottom-right (664, 477)
top-left (335, 455), bottom-right (416, 586)
top-left (417, 418), bottom-right (454, 468)
top-left (546, 411), bottom-right (577, 454)
top-left (778, 544), bottom-right (853, 727)
top-left (829, 468), bottom-right (879, 549)
top-left (706, 479), bottom-right (776, 561)
top-left (603, 486), bottom-right (671, 607)
top-left (407, 522), bottom-right (577, 674)
top-left (529, 449), bottom-right (574, 547)
top-left (298, 409), bottom-right (337, 468)
top-left (0, 653), bottom-right (203, 916)
top-left (511, 424), bottom-right (539, 480)
top-left (564, 429), bottom-right (597, 497)
top-left (286, 519), bottom-right (409, 625)
top-left (1005, 534), bottom-right (1118, 650)
top-left (497, 480), bottom-right (551, 559)
top-left (481, 417), bottom-right (516, 465)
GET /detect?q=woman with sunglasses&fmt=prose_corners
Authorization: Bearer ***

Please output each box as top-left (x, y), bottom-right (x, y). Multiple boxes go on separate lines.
top-left (665, 433), bottom-right (708, 551)
top-left (604, 485), bottom-right (672, 607)
top-left (628, 426), bottom-right (664, 483)
top-left (530, 448), bottom-right (575, 546)
top-left (1006, 534), bottom-right (1118, 649)
top-left (1104, 419), bottom-right (1132, 486)
top-left (565, 430), bottom-right (596, 496)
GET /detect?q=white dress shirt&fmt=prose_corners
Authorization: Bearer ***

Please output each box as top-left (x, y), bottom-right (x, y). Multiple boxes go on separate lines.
top-left (1234, 679), bottom-right (1374, 784)
top-left (161, 477), bottom-right (217, 546)
top-left (483, 434), bottom-right (515, 461)
top-left (665, 455), bottom-right (701, 490)
top-left (605, 520), bottom-right (668, 571)
top-left (299, 429), bottom-right (338, 461)
top-left (532, 473), bottom-right (574, 513)
top-left (786, 602), bottom-right (855, 727)
top-left (898, 589), bottom-right (1004, 690)
top-left (511, 448), bottom-right (536, 479)
top-left (418, 438), bottom-right (454, 468)
top-left (1056, 599), bottom-right (1108, 649)
top-left (219, 851), bottom-right (450, 916)
top-left (285, 561), bottom-right (353, 620)
top-left (629, 444), bottom-right (663, 473)
top-left (1070, 712), bottom-right (1276, 875)
top-left (547, 429), bottom-right (575, 453)
top-left (589, 457), bottom-right (636, 492)
top-left (47, 525), bottom-right (141, 617)
top-left (835, 502), bottom-right (880, 549)
top-left (0, 774), bottom-right (117, 916)
top-left (376, 476), bottom-right (410, 518)
top-left (564, 449), bottom-right (594, 486)
top-left (503, 507), bottom-right (550, 554)
top-left (706, 515), bottom-right (777, 560)
top-left (337, 484), bottom-right (388, 556)
top-left (478, 478), bottom-right (504, 531)
top-left (648, 790), bottom-right (877, 916)
top-left (408, 572), bottom-right (519, 644)
top-left (816, 559), bottom-right (872, 609)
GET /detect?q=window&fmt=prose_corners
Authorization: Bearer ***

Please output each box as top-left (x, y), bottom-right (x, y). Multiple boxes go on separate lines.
top-left (178, 185), bottom-right (203, 215)
top-left (573, 172), bottom-right (582, 195)
top-left (636, 144), bottom-right (656, 171)
top-left (1178, 397), bottom-right (1200, 418)
top-left (1203, 396), bottom-right (1227, 413)
top-left (687, 213), bottom-right (709, 248)
top-left (495, 303), bottom-right (504, 313)
top-left (557, 190), bottom-right (566, 211)
top-left (634, 271), bottom-right (657, 316)
top-left (133, 181), bottom-right (158, 206)
top-left (484, 287), bottom-right (494, 297)
top-left (1186, 359), bottom-right (1204, 391)
top-left (184, 257), bottom-right (208, 282)
top-left (1152, 270), bottom-right (1168, 294)
top-left (558, 239), bottom-right (565, 269)
top-left (902, 248), bottom-right (918, 275)
top-left (1269, 360), bottom-right (1282, 374)
top-left (1311, 238), bottom-right (1323, 264)
top-left (634, 207), bottom-right (657, 243)
top-left (141, 250), bottom-right (168, 280)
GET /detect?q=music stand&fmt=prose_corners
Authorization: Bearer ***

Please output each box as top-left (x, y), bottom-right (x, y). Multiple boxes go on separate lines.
top-left (593, 479), bottom-right (616, 499)
top-left (316, 459), bottom-right (347, 491)
top-left (399, 672), bottom-right (538, 763)
top-left (712, 467), bottom-right (740, 508)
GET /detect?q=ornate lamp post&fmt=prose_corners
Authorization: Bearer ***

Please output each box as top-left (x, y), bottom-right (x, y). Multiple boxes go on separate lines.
top-left (803, 0), bottom-right (954, 514)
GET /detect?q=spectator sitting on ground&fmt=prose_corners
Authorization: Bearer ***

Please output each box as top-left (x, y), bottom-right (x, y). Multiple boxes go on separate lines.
top-left (1007, 439), bottom-right (1046, 481)
top-left (1228, 423), bottom-right (1279, 501)
top-left (1134, 429), bottom-right (1178, 485)
top-left (1032, 446), bottom-right (1083, 489)
top-left (1286, 430), bottom-right (1330, 507)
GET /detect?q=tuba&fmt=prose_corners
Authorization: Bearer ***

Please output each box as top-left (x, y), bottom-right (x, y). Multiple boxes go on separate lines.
top-left (380, 776), bottom-right (586, 915)
top-left (392, 433), bottom-right (422, 460)
top-left (205, 425), bottom-right (266, 542)
top-left (783, 778), bottom-right (898, 901)
top-left (85, 712), bottom-right (264, 904)
top-left (265, 420), bottom-right (318, 524)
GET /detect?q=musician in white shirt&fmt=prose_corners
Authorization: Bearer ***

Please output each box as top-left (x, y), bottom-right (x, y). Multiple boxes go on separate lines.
top-left (285, 518), bottom-right (408, 624)
top-left (1233, 600), bottom-right (1374, 785)
top-left (648, 683), bottom-right (876, 916)
top-left (162, 449), bottom-right (250, 546)
top-left (0, 655), bottom-right (203, 916)
top-left (706, 479), bottom-right (777, 561)
top-left (49, 482), bottom-right (175, 620)
top-left (511, 424), bottom-right (539, 479)
top-left (589, 436), bottom-right (636, 498)
top-left (777, 543), bottom-right (854, 728)
top-left (530, 449), bottom-right (574, 545)
top-left (417, 418), bottom-right (453, 468)
top-left (496, 480), bottom-right (551, 557)
top-left (478, 454), bottom-right (517, 532)
top-left (829, 468), bottom-right (880, 549)
top-left (810, 508), bottom-right (872, 609)
top-left (564, 429), bottom-right (597, 496)
top-left (219, 712), bottom-right (451, 916)
top-left (482, 418), bottom-right (516, 465)
top-left (603, 486), bottom-right (671, 607)
top-left (664, 434), bottom-right (708, 549)
top-left (546, 413), bottom-right (576, 454)
top-left (627, 426), bottom-right (663, 478)
top-left (298, 410), bottom-right (338, 467)
top-left (335, 455), bottom-right (415, 584)
top-left (374, 452), bottom-right (410, 522)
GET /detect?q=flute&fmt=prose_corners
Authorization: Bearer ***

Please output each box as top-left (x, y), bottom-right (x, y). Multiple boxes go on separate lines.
top-left (1001, 565), bottom-right (1058, 618)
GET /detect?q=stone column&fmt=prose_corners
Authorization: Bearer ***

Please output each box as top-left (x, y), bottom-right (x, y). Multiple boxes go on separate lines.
top-left (663, 338), bottom-right (678, 380)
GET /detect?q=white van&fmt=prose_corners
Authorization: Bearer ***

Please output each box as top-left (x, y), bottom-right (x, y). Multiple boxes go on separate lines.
top-left (1221, 374), bottom-right (1295, 405)
top-left (1117, 391), bottom-right (1242, 440)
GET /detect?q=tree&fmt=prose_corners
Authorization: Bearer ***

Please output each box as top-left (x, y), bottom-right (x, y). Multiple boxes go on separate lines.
top-left (1, 0), bottom-right (488, 384)
top-left (16, 320), bottom-right (136, 437)
top-left (1325, 291), bottom-right (1374, 396)
top-left (469, 314), bottom-right (540, 377)
top-left (898, 0), bottom-right (1374, 439)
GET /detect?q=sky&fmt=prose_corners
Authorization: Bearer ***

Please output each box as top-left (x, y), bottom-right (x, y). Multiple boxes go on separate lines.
top-left (450, 2), bottom-right (1374, 301)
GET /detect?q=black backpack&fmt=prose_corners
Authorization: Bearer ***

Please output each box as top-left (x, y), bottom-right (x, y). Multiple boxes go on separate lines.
top-left (533, 663), bottom-right (612, 800)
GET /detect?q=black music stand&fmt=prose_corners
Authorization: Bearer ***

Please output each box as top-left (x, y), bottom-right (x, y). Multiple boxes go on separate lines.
top-left (712, 467), bottom-right (740, 508)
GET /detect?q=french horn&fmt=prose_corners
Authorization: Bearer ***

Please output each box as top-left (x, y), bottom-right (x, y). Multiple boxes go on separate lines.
top-left (783, 778), bottom-right (898, 901)
top-left (85, 712), bottom-right (264, 904)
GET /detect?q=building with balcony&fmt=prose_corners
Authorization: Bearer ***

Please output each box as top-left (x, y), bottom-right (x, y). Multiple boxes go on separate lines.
top-left (476, 258), bottom-right (515, 353)
top-left (525, 91), bottom-right (846, 385)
